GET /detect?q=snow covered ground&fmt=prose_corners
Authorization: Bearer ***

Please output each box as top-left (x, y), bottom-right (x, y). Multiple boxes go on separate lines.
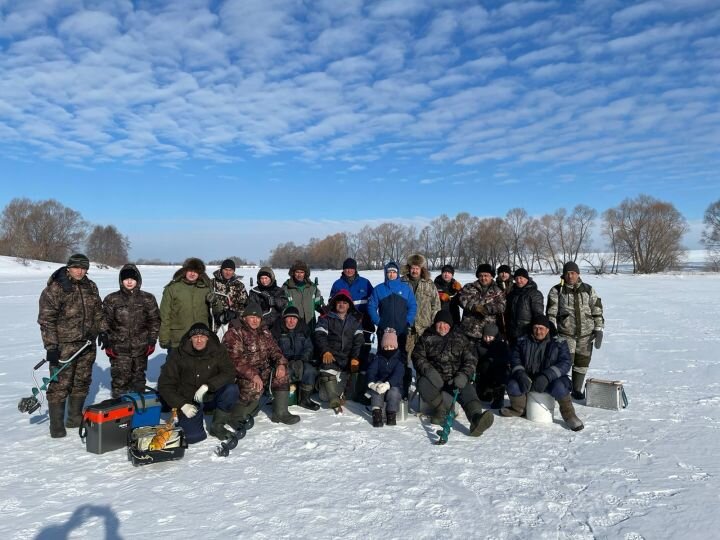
top-left (1, 256), bottom-right (718, 539)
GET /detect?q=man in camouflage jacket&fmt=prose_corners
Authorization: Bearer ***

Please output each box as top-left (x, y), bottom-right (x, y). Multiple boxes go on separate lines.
top-left (458, 263), bottom-right (506, 340)
top-left (546, 261), bottom-right (604, 399)
top-left (401, 254), bottom-right (441, 359)
top-left (211, 259), bottom-right (248, 330)
top-left (37, 253), bottom-right (104, 438)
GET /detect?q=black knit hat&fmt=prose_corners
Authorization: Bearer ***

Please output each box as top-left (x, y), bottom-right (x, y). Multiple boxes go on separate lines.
top-left (483, 323), bottom-right (499, 337)
top-left (257, 267), bottom-right (273, 280)
top-left (562, 261), bottom-right (580, 274)
top-left (66, 253), bottom-right (90, 270)
top-left (342, 258), bottom-right (357, 270)
top-left (120, 267), bottom-right (140, 282)
top-left (243, 301), bottom-right (263, 318)
top-left (497, 264), bottom-right (512, 275)
top-left (513, 268), bottom-right (529, 280)
top-left (434, 310), bottom-right (454, 326)
top-left (475, 263), bottom-right (495, 278)
top-left (441, 264), bottom-right (455, 275)
top-left (282, 306), bottom-right (300, 319)
top-left (531, 314), bottom-right (552, 329)
top-left (188, 322), bottom-right (211, 338)
top-left (221, 259), bottom-right (236, 270)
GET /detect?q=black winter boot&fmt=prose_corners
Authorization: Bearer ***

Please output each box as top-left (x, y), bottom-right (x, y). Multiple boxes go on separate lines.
top-left (386, 412), bottom-right (396, 426)
top-left (571, 370), bottom-right (586, 400)
top-left (372, 409), bottom-right (383, 427)
top-left (209, 408), bottom-right (233, 440)
top-left (65, 395), bottom-right (85, 428)
top-left (430, 408), bottom-right (448, 425)
top-left (298, 384), bottom-right (320, 411)
top-left (271, 391), bottom-right (301, 425)
top-left (500, 394), bottom-right (527, 417)
top-left (469, 411), bottom-right (494, 436)
top-left (48, 402), bottom-right (67, 438)
top-left (490, 387), bottom-right (505, 409)
top-left (558, 395), bottom-right (584, 431)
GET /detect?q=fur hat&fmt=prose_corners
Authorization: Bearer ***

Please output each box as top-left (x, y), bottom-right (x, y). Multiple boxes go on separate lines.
top-left (441, 264), bottom-right (455, 275)
top-left (475, 263), bottom-right (495, 278)
top-left (120, 267), bottom-right (140, 282)
top-left (282, 306), bottom-right (300, 320)
top-left (483, 323), bottom-right (499, 337)
top-left (434, 310), bottom-right (454, 326)
top-left (66, 253), bottom-right (90, 270)
top-left (562, 261), bottom-right (580, 274)
top-left (188, 322), bottom-right (211, 338)
top-left (342, 258), bottom-right (357, 270)
top-left (183, 257), bottom-right (206, 274)
top-left (243, 301), bottom-right (263, 318)
top-left (497, 264), bottom-right (512, 275)
top-left (289, 260), bottom-right (310, 277)
top-left (406, 253), bottom-right (427, 268)
top-left (381, 329), bottom-right (398, 350)
top-left (221, 259), bottom-right (236, 270)
top-left (513, 268), bottom-right (529, 280)
top-left (531, 314), bottom-right (552, 329)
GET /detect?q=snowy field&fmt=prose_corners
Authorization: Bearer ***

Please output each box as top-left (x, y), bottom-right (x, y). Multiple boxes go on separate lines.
top-left (1, 256), bottom-right (719, 539)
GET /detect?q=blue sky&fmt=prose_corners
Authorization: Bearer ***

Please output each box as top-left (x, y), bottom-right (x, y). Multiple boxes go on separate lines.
top-left (1, 0), bottom-right (718, 262)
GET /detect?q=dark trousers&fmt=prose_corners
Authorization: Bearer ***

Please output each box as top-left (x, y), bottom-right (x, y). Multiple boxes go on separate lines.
top-left (178, 383), bottom-right (240, 444)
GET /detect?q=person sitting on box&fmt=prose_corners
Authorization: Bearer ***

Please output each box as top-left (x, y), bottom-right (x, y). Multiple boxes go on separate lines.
top-left (365, 329), bottom-right (404, 428)
top-left (500, 314), bottom-right (584, 431)
top-left (157, 323), bottom-right (240, 444)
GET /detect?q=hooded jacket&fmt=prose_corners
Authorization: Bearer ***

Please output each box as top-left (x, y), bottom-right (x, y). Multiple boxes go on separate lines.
top-left (367, 262), bottom-right (417, 335)
top-left (505, 279), bottom-right (544, 342)
top-left (248, 267), bottom-right (288, 328)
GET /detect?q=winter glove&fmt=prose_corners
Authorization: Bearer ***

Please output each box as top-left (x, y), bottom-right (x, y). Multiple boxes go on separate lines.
top-left (514, 370), bottom-right (532, 394)
top-left (375, 382), bottom-right (390, 394)
top-left (424, 367), bottom-right (444, 389)
top-left (97, 332), bottom-right (111, 350)
top-left (593, 330), bottom-right (603, 349)
top-left (322, 352), bottom-right (335, 365)
top-left (194, 384), bottom-right (208, 404)
top-left (532, 374), bottom-right (549, 393)
top-left (452, 373), bottom-right (468, 390)
top-left (145, 339), bottom-right (156, 356)
top-left (216, 309), bottom-right (237, 326)
top-left (438, 292), bottom-right (451, 303)
top-left (367, 382), bottom-right (380, 393)
top-left (205, 291), bottom-right (216, 303)
top-left (180, 404), bottom-right (198, 418)
top-left (350, 358), bottom-right (360, 373)
top-left (105, 348), bottom-right (119, 359)
top-left (46, 348), bottom-right (60, 370)
top-left (473, 304), bottom-right (487, 315)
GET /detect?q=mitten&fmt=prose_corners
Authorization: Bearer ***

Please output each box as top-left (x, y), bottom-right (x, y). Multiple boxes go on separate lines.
top-left (424, 367), bottom-right (444, 389)
top-left (194, 384), bottom-right (208, 403)
top-left (350, 358), bottom-right (360, 373)
top-left (367, 382), bottom-right (380, 393)
top-left (376, 382), bottom-right (390, 394)
top-left (594, 330), bottom-right (603, 349)
top-left (181, 403), bottom-right (198, 418)
top-left (438, 292), bottom-right (450, 303)
top-left (514, 370), bottom-right (532, 394)
top-left (97, 332), bottom-right (111, 350)
top-left (322, 352), bottom-right (334, 364)
top-left (532, 374), bottom-right (549, 393)
top-left (453, 373), bottom-right (468, 390)
top-left (47, 348), bottom-right (60, 370)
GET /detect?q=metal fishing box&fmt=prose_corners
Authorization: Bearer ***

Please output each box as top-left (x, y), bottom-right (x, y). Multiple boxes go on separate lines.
top-left (80, 399), bottom-right (134, 454)
top-left (585, 378), bottom-right (628, 410)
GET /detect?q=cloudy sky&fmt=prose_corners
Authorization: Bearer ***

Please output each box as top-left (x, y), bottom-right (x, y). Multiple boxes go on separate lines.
top-left (1, 0), bottom-right (718, 261)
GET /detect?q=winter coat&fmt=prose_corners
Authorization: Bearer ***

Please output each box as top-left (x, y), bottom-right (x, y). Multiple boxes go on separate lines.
top-left (368, 263), bottom-right (417, 335)
top-left (159, 268), bottom-right (221, 348)
top-left (248, 267), bottom-right (287, 328)
top-left (330, 273), bottom-right (374, 320)
top-left (510, 334), bottom-right (571, 385)
top-left (102, 264), bottom-right (160, 357)
top-left (282, 276), bottom-right (324, 329)
top-left (496, 276), bottom-right (513, 296)
top-left (476, 338), bottom-right (511, 370)
top-left (157, 331), bottom-right (236, 409)
top-left (413, 327), bottom-right (478, 383)
top-left (38, 267), bottom-right (104, 349)
top-left (505, 280), bottom-right (544, 342)
top-left (271, 317), bottom-right (314, 364)
top-left (366, 349), bottom-right (404, 389)
top-left (401, 267), bottom-right (441, 337)
top-left (434, 275), bottom-right (462, 324)
top-left (314, 311), bottom-right (364, 371)
top-left (211, 269), bottom-right (248, 315)
top-left (546, 278), bottom-right (604, 339)
top-left (458, 280), bottom-right (506, 339)
top-left (223, 318), bottom-right (289, 403)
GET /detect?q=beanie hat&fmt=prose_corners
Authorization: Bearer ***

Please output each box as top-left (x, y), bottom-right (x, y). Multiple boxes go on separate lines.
top-left (497, 264), bottom-right (512, 275)
top-left (441, 264), bottom-right (455, 275)
top-left (381, 328), bottom-right (398, 350)
top-left (120, 267), bottom-right (140, 282)
top-left (483, 323), bottom-right (499, 337)
top-left (188, 322), bottom-right (211, 338)
top-left (475, 263), bottom-right (495, 278)
top-left (282, 306), bottom-right (300, 320)
top-left (257, 267), bottom-right (273, 281)
top-left (513, 268), bottom-right (529, 280)
top-left (562, 261), bottom-right (580, 274)
top-left (531, 314), bottom-right (552, 329)
top-left (221, 259), bottom-right (236, 270)
top-left (330, 288), bottom-right (353, 309)
top-left (434, 310), bottom-right (454, 326)
top-left (243, 301), bottom-right (263, 318)
top-left (66, 253), bottom-right (90, 270)
top-left (385, 261), bottom-right (399, 274)
top-left (342, 258), bottom-right (357, 270)
top-left (183, 257), bottom-right (205, 274)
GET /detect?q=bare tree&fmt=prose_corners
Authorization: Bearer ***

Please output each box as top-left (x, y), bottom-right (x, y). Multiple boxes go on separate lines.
top-left (601, 208), bottom-right (625, 273)
top-left (702, 199), bottom-right (720, 271)
top-left (268, 242), bottom-right (306, 268)
top-left (610, 195), bottom-right (687, 273)
top-left (307, 233), bottom-right (348, 269)
top-left (567, 205), bottom-right (598, 261)
top-left (505, 208), bottom-right (530, 268)
top-left (86, 225), bottom-right (130, 267)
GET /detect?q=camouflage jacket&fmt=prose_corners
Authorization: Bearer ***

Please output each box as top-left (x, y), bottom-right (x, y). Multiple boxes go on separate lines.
top-left (103, 264), bottom-right (161, 357)
top-left (402, 273), bottom-right (441, 336)
top-left (211, 269), bottom-right (248, 314)
top-left (546, 278), bottom-right (604, 339)
top-left (38, 267), bottom-right (104, 350)
top-left (413, 327), bottom-right (478, 382)
top-left (458, 281), bottom-right (506, 339)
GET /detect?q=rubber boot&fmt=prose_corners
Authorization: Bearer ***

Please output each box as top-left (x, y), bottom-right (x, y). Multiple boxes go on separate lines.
top-left (48, 401), bottom-right (67, 438)
top-left (372, 409), bottom-right (383, 427)
top-left (558, 395), bottom-right (584, 431)
top-left (65, 395), bottom-right (85, 428)
top-left (571, 370), bottom-right (586, 400)
top-left (298, 384), bottom-right (320, 411)
top-left (209, 408), bottom-right (233, 440)
top-left (271, 391), bottom-right (301, 425)
top-left (500, 394), bottom-right (527, 417)
top-left (230, 400), bottom-right (258, 430)
top-left (386, 412), bottom-right (396, 426)
top-left (490, 386), bottom-right (505, 409)
top-left (469, 410), bottom-right (494, 436)
top-left (321, 376), bottom-right (342, 409)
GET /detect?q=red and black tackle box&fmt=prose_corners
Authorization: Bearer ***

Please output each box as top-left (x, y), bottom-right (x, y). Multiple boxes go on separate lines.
top-left (79, 398), bottom-right (134, 454)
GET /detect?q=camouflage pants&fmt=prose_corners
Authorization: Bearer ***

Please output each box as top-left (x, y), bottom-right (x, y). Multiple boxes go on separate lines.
top-left (46, 341), bottom-right (96, 403)
top-left (110, 354), bottom-right (148, 398)
top-left (237, 364), bottom-right (289, 404)
top-left (559, 334), bottom-right (594, 391)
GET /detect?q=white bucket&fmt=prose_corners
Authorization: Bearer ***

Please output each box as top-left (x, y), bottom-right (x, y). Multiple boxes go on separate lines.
top-left (526, 392), bottom-right (555, 424)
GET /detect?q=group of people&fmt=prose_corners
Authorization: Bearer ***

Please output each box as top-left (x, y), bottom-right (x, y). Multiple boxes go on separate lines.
top-left (37, 252), bottom-right (604, 442)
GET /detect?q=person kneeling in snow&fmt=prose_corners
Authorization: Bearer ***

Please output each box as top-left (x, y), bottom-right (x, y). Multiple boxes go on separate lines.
top-left (157, 323), bottom-right (239, 444)
top-left (500, 314), bottom-right (584, 431)
top-left (366, 329), bottom-right (404, 427)
top-left (414, 311), bottom-right (494, 437)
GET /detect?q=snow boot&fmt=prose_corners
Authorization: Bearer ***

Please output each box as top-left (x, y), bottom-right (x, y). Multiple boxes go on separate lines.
top-left (297, 384), bottom-right (320, 411)
top-left (429, 408), bottom-right (448, 425)
top-left (48, 401), bottom-right (66, 438)
top-left (386, 411), bottom-right (396, 426)
top-left (271, 391), bottom-right (301, 425)
top-left (372, 409), bottom-right (383, 428)
top-left (500, 394), bottom-right (527, 417)
top-left (65, 395), bottom-right (85, 429)
top-left (571, 371), bottom-right (586, 400)
top-left (559, 395), bottom-right (584, 431)
top-left (469, 410), bottom-right (494, 437)
top-left (209, 408), bottom-right (233, 440)
top-left (490, 386), bottom-right (505, 409)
